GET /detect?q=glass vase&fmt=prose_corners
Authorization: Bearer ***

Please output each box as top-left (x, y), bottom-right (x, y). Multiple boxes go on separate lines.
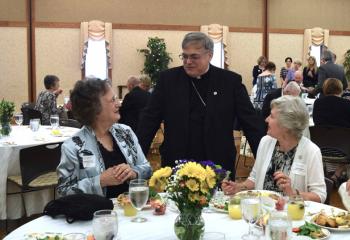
top-left (174, 210), bottom-right (205, 240)
top-left (0, 121), bottom-right (11, 136)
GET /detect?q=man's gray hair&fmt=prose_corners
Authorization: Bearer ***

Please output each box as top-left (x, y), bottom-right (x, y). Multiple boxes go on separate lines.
top-left (270, 95), bottom-right (309, 139)
top-left (322, 50), bottom-right (334, 62)
top-left (182, 32), bottom-right (214, 53)
top-left (283, 81), bottom-right (301, 96)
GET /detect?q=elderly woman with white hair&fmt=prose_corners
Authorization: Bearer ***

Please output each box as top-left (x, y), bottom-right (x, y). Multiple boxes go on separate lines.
top-left (222, 95), bottom-right (326, 203)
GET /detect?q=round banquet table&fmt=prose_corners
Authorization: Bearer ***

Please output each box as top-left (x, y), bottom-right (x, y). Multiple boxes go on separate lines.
top-left (4, 201), bottom-right (350, 240)
top-left (0, 125), bottom-right (80, 220)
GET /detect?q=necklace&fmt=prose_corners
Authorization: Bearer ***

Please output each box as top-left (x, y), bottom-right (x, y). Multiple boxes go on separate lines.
top-left (191, 80), bottom-right (206, 107)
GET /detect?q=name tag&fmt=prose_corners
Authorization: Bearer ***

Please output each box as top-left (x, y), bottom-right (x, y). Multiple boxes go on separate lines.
top-left (291, 162), bottom-right (306, 176)
top-left (82, 155), bottom-right (95, 168)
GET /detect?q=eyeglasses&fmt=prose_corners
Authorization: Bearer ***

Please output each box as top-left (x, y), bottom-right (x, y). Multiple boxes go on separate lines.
top-left (179, 51), bottom-right (209, 61)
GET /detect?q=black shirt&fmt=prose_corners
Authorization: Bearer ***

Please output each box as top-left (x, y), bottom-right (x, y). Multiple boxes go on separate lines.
top-left (187, 69), bottom-right (210, 160)
top-left (98, 134), bottom-right (129, 198)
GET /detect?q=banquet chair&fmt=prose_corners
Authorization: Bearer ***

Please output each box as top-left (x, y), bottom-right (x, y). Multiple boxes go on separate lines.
top-left (6, 142), bottom-right (62, 232)
top-left (235, 134), bottom-right (254, 178)
top-left (59, 118), bottom-right (82, 128)
top-left (21, 107), bottom-right (42, 125)
top-left (324, 177), bottom-right (333, 205)
top-left (309, 125), bottom-right (350, 177)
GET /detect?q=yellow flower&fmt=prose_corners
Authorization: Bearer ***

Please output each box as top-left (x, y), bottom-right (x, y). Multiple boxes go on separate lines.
top-left (155, 167), bottom-right (172, 178)
top-left (188, 193), bottom-right (200, 202)
top-left (200, 181), bottom-right (209, 194)
top-left (207, 176), bottom-right (216, 188)
top-left (178, 162), bottom-right (206, 181)
top-left (205, 165), bottom-right (217, 188)
top-left (186, 179), bottom-right (199, 192)
top-left (149, 167), bottom-right (172, 192)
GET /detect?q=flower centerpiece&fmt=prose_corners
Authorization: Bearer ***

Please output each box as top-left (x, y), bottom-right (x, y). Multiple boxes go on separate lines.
top-left (149, 160), bottom-right (230, 240)
top-left (0, 99), bottom-right (15, 136)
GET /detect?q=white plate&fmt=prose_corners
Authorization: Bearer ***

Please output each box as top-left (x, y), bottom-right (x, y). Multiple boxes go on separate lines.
top-left (309, 209), bottom-right (350, 232)
top-left (310, 218), bottom-right (350, 232)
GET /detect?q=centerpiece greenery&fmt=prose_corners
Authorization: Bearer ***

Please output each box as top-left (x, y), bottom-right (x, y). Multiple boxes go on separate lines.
top-left (343, 49), bottom-right (350, 82)
top-left (0, 99), bottom-right (15, 136)
top-left (149, 160), bottom-right (230, 240)
top-left (138, 37), bottom-right (172, 87)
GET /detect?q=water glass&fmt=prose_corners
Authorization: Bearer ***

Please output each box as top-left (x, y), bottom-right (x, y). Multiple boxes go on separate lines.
top-left (266, 210), bottom-right (292, 240)
top-left (29, 118), bottom-right (40, 132)
top-left (14, 113), bottom-right (23, 126)
top-left (92, 210), bottom-right (118, 240)
top-left (240, 192), bottom-right (261, 240)
top-left (129, 179), bottom-right (149, 223)
top-left (50, 114), bottom-right (59, 129)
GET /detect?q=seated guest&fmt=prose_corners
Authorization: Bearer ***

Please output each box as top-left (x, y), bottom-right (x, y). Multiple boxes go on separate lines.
top-left (253, 61), bottom-right (277, 110)
top-left (139, 74), bottom-right (152, 92)
top-left (35, 75), bottom-right (63, 125)
top-left (222, 96), bottom-right (326, 202)
top-left (119, 76), bottom-right (151, 132)
top-left (313, 78), bottom-right (350, 128)
top-left (261, 81), bottom-right (301, 120)
top-left (57, 78), bottom-right (152, 197)
top-left (252, 56), bottom-right (267, 86)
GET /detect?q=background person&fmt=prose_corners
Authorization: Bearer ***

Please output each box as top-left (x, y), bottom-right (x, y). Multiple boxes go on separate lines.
top-left (222, 96), bottom-right (326, 203)
top-left (139, 74), bottom-right (152, 92)
top-left (34, 75), bottom-right (63, 125)
top-left (137, 32), bottom-right (265, 178)
top-left (280, 57), bottom-right (293, 87)
top-left (57, 78), bottom-right (152, 197)
top-left (252, 56), bottom-right (267, 86)
top-left (119, 76), bottom-right (151, 132)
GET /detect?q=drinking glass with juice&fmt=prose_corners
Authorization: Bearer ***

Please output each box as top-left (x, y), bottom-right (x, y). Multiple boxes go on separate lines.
top-left (228, 196), bottom-right (242, 219)
top-left (122, 192), bottom-right (137, 217)
top-left (287, 195), bottom-right (305, 220)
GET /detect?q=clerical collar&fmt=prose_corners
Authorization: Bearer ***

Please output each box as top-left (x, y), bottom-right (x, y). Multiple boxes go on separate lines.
top-left (193, 65), bottom-right (210, 79)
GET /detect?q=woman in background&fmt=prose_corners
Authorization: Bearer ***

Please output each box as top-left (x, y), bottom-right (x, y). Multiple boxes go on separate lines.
top-left (303, 56), bottom-right (318, 97)
top-left (35, 75), bottom-right (63, 125)
top-left (252, 56), bottom-right (267, 86)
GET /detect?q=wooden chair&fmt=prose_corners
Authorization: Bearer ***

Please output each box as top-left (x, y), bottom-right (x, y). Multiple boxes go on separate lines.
top-left (309, 125), bottom-right (350, 177)
top-left (6, 142), bottom-right (62, 232)
top-left (21, 107), bottom-right (42, 125)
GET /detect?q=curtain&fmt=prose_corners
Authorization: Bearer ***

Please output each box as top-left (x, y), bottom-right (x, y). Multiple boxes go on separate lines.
top-left (303, 27), bottom-right (329, 65)
top-left (200, 24), bottom-right (229, 69)
top-left (80, 20), bottom-right (112, 70)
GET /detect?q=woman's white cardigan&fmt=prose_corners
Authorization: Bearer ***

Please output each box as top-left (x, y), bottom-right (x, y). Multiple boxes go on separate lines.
top-left (248, 135), bottom-right (327, 203)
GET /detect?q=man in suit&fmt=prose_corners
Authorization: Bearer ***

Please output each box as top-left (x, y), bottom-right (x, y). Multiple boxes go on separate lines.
top-left (119, 76), bottom-right (151, 132)
top-left (315, 50), bottom-right (347, 96)
top-left (137, 32), bottom-right (265, 178)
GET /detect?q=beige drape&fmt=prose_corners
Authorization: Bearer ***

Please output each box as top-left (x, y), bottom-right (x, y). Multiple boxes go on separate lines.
top-left (303, 27), bottom-right (329, 64)
top-left (200, 24), bottom-right (229, 69)
top-left (80, 20), bottom-right (112, 69)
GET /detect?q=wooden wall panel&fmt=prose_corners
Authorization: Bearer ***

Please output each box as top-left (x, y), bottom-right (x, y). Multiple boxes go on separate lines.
top-left (0, 0), bottom-right (26, 21)
top-left (35, 0), bottom-right (262, 28)
top-left (0, 27), bottom-right (28, 111)
top-left (269, 0), bottom-right (350, 31)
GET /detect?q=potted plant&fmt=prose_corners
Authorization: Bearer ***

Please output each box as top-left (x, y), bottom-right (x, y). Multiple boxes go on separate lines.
top-left (138, 37), bottom-right (172, 87)
top-left (343, 49), bottom-right (350, 82)
top-left (0, 99), bottom-right (15, 136)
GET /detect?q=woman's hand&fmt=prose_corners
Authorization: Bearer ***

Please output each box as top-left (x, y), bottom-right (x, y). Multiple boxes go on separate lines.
top-left (100, 167), bottom-right (120, 187)
top-left (221, 180), bottom-right (239, 195)
top-left (113, 163), bottom-right (137, 183)
top-left (274, 171), bottom-right (294, 196)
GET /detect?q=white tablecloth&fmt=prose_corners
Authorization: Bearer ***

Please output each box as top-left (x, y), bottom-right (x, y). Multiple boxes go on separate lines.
top-left (0, 125), bottom-right (79, 219)
top-left (4, 201), bottom-right (350, 240)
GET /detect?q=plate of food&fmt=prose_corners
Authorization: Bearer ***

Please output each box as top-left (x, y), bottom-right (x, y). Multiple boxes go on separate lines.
top-left (310, 210), bottom-right (350, 231)
top-left (25, 232), bottom-right (64, 240)
top-left (209, 191), bottom-right (230, 213)
top-left (292, 222), bottom-right (331, 239)
top-left (114, 193), bottom-right (151, 209)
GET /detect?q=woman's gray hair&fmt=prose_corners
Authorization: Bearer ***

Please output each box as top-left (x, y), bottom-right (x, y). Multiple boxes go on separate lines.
top-left (182, 32), bottom-right (214, 53)
top-left (271, 95), bottom-right (309, 139)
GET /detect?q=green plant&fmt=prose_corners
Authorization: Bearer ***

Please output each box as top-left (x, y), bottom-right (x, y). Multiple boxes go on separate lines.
top-left (138, 37), bottom-right (172, 86)
top-left (343, 49), bottom-right (350, 82)
top-left (0, 99), bottom-right (15, 123)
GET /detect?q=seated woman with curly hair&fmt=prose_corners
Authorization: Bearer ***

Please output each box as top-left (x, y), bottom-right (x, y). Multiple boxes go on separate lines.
top-left (57, 78), bottom-right (152, 198)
